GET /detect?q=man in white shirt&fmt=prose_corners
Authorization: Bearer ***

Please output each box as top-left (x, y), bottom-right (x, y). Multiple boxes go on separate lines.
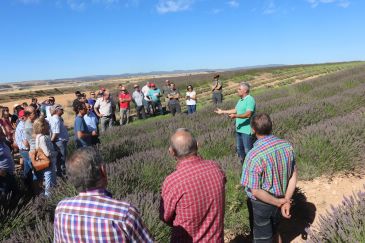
top-left (141, 82), bottom-right (152, 115)
top-left (94, 91), bottom-right (115, 132)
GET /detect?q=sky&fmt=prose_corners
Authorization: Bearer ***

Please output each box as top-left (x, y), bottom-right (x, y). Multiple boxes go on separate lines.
top-left (0, 0), bottom-right (364, 83)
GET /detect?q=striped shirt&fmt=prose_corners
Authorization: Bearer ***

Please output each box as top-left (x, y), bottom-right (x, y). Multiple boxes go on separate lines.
top-left (241, 135), bottom-right (296, 200)
top-left (160, 156), bottom-right (226, 242)
top-left (15, 120), bottom-right (27, 150)
top-left (54, 189), bottom-right (154, 243)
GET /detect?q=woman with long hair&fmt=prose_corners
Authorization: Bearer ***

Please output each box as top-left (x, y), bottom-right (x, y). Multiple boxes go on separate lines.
top-left (33, 116), bottom-right (57, 196)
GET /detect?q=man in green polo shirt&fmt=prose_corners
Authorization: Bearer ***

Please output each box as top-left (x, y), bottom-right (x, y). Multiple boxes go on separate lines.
top-left (215, 82), bottom-right (255, 164)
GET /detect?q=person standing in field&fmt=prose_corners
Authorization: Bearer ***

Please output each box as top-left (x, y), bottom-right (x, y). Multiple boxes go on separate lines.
top-left (132, 84), bottom-right (146, 120)
top-left (94, 90), bottom-right (115, 132)
top-left (161, 79), bottom-right (171, 112)
top-left (54, 147), bottom-right (154, 243)
top-left (212, 74), bottom-right (223, 105)
top-left (33, 116), bottom-right (57, 197)
top-left (241, 113), bottom-right (298, 243)
top-left (49, 104), bottom-right (69, 177)
top-left (186, 84), bottom-right (197, 115)
top-left (167, 83), bottom-right (181, 116)
top-left (215, 82), bottom-right (255, 164)
top-left (141, 81), bottom-right (152, 115)
top-left (118, 86), bottom-right (132, 125)
top-left (0, 129), bottom-right (17, 199)
top-left (87, 91), bottom-right (97, 116)
top-left (74, 103), bottom-right (91, 148)
top-left (160, 128), bottom-right (226, 242)
top-left (84, 103), bottom-right (99, 145)
top-left (148, 83), bottom-right (163, 115)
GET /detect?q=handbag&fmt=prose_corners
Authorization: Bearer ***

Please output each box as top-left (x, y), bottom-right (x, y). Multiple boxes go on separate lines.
top-left (29, 135), bottom-right (50, 171)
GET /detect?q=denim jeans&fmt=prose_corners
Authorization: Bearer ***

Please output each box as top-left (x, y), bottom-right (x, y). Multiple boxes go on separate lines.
top-left (119, 108), bottom-right (130, 125)
top-left (187, 105), bottom-right (196, 114)
top-left (247, 198), bottom-right (281, 243)
top-left (19, 150), bottom-right (37, 181)
top-left (42, 156), bottom-right (57, 197)
top-left (236, 132), bottom-right (254, 164)
top-left (53, 140), bottom-right (67, 175)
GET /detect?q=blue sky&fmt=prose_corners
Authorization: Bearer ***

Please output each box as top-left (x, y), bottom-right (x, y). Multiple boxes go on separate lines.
top-left (0, 0), bottom-right (364, 83)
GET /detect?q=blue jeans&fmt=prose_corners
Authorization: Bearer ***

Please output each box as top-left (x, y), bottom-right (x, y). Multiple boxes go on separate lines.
top-left (20, 150), bottom-right (37, 181)
top-left (187, 105), bottom-right (196, 114)
top-left (53, 140), bottom-right (67, 175)
top-left (42, 156), bottom-right (57, 197)
top-left (248, 199), bottom-right (281, 243)
top-left (236, 132), bottom-right (254, 164)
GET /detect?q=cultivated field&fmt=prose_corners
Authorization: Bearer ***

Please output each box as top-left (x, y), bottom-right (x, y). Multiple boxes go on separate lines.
top-left (1, 61), bottom-right (364, 242)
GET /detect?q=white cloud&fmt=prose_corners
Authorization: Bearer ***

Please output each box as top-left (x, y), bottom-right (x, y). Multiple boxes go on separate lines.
top-left (263, 0), bottom-right (276, 15)
top-left (307, 0), bottom-right (350, 8)
top-left (227, 0), bottom-right (239, 8)
top-left (156, 0), bottom-right (195, 14)
top-left (211, 8), bottom-right (222, 14)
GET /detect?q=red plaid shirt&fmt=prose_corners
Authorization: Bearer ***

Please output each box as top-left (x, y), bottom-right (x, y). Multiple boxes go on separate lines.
top-left (160, 156), bottom-right (226, 242)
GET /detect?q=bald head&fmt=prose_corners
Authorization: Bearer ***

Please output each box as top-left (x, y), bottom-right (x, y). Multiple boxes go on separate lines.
top-left (170, 128), bottom-right (198, 158)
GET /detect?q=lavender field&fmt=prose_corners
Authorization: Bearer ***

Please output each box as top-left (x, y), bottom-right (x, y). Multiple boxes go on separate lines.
top-left (1, 63), bottom-right (365, 242)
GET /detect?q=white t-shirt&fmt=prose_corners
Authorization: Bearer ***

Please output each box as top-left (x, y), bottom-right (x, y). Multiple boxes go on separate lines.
top-left (141, 85), bottom-right (151, 101)
top-left (186, 91), bottom-right (196, 105)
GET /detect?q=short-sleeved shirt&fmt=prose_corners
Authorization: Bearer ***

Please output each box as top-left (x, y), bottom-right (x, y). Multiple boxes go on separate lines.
top-left (141, 85), bottom-right (151, 101)
top-left (83, 112), bottom-right (98, 132)
top-left (132, 91), bottom-right (144, 107)
top-left (119, 93), bottom-right (132, 109)
top-left (94, 98), bottom-right (114, 117)
top-left (241, 135), bottom-right (296, 200)
top-left (167, 88), bottom-right (180, 105)
top-left (74, 115), bottom-right (90, 148)
top-left (44, 104), bottom-right (53, 120)
top-left (50, 115), bottom-right (69, 142)
top-left (235, 95), bottom-right (256, 135)
top-left (212, 79), bottom-right (222, 93)
top-left (148, 88), bottom-right (161, 102)
top-left (186, 91), bottom-right (196, 105)
top-left (54, 189), bottom-right (154, 243)
top-left (24, 120), bottom-right (35, 151)
top-left (160, 156), bottom-right (226, 242)
top-left (161, 85), bottom-right (171, 97)
top-left (15, 120), bottom-right (27, 150)
top-left (0, 141), bottom-right (15, 174)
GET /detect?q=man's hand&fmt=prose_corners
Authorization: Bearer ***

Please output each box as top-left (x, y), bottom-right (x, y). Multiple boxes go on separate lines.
top-left (276, 198), bottom-right (289, 208)
top-left (281, 201), bottom-right (292, 219)
top-left (228, 114), bottom-right (236, 119)
top-left (214, 108), bottom-right (223, 114)
top-left (92, 131), bottom-right (98, 136)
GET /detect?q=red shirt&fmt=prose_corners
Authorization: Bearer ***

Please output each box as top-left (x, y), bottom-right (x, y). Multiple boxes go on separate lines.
top-left (119, 93), bottom-right (131, 109)
top-left (160, 155), bottom-right (226, 242)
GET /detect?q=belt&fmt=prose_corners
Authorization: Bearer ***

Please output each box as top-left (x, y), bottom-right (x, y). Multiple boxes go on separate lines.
top-left (102, 115), bottom-right (112, 118)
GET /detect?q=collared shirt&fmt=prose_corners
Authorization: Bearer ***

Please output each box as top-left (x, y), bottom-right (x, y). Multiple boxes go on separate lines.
top-left (83, 112), bottom-right (98, 132)
top-left (160, 156), bottom-right (226, 242)
top-left (235, 94), bottom-right (255, 135)
top-left (50, 115), bottom-right (69, 142)
top-left (15, 120), bottom-right (28, 150)
top-left (241, 135), bottom-right (296, 200)
top-left (94, 97), bottom-right (114, 117)
top-left (132, 90), bottom-right (144, 107)
top-left (54, 189), bottom-right (154, 243)
top-left (24, 120), bottom-right (35, 151)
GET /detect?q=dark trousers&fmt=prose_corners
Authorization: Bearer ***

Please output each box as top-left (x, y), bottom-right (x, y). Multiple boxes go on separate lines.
top-left (247, 198), bottom-right (281, 243)
top-left (168, 101), bottom-right (181, 116)
top-left (136, 105), bottom-right (146, 119)
top-left (212, 92), bottom-right (222, 105)
top-left (0, 172), bottom-right (18, 200)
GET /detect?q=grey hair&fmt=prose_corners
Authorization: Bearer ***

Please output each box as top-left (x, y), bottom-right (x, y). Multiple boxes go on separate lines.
top-left (240, 82), bottom-right (251, 92)
top-left (170, 128), bottom-right (198, 158)
top-left (67, 147), bottom-right (104, 192)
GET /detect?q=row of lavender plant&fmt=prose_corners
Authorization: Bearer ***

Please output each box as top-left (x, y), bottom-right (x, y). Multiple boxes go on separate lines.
top-left (1, 63), bottom-right (365, 242)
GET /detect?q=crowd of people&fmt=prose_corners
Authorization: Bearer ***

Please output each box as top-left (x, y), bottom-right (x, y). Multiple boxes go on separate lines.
top-left (0, 76), bottom-right (298, 242)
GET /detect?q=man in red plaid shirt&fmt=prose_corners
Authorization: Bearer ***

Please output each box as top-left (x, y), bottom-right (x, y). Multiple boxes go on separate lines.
top-left (160, 128), bottom-right (226, 242)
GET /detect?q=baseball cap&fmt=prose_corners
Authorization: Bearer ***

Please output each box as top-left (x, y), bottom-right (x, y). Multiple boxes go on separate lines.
top-left (18, 110), bottom-right (25, 118)
top-left (150, 83), bottom-right (156, 87)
